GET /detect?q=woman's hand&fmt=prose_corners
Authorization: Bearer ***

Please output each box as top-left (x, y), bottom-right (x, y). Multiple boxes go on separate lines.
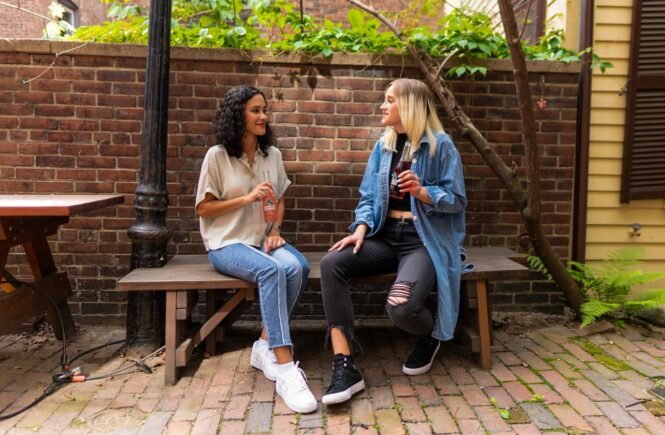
top-left (398, 170), bottom-right (429, 203)
top-left (263, 234), bottom-right (285, 253)
top-left (246, 181), bottom-right (273, 204)
top-left (329, 225), bottom-right (367, 254)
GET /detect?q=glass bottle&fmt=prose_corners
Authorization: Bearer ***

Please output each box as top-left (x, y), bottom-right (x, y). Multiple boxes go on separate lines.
top-left (262, 170), bottom-right (278, 222)
top-left (389, 141), bottom-right (412, 199)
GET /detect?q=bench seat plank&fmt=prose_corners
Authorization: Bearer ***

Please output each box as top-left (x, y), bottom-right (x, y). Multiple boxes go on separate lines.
top-left (118, 247), bottom-right (530, 291)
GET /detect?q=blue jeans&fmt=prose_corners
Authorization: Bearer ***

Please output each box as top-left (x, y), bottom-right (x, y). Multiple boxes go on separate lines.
top-left (208, 243), bottom-right (310, 349)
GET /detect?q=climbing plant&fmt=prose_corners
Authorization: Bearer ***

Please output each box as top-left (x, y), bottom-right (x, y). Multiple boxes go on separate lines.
top-left (65, 0), bottom-right (609, 77)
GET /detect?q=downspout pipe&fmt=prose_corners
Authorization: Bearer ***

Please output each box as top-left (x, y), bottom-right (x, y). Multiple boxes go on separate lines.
top-left (572, 0), bottom-right (594, 263)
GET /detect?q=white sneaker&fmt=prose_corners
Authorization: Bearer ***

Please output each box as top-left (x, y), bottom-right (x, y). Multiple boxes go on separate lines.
top-left (276, 362), bottom-right (317, 414)
top-left (250, 340), bottom-right (279, 381)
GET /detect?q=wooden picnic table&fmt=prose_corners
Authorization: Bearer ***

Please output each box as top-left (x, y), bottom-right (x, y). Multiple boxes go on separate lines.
top-left (0, 194), bottom-right (124, 338)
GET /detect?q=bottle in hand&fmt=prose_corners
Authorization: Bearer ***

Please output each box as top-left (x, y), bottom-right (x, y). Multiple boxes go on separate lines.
top-left (389, 141), bottom-right (412, 199)
top-left (262, 171), bottom-right (278, 222)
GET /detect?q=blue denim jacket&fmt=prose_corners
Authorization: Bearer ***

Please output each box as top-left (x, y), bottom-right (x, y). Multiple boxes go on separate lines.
top-left (350, 132), bottom-right (467, 341)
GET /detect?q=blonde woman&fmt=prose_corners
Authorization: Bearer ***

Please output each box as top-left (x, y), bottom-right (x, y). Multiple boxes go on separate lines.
top-left (319, 78), bottom-right (467, 405)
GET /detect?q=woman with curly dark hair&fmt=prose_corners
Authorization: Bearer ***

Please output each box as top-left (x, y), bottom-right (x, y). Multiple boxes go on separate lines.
top-left (196, 86), bottom-right (316, 413)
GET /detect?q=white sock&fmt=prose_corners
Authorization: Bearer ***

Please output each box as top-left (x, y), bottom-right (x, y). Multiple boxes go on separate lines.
top-left (257, 338), bottom-right (269, 347)
top-left (277, 361), bottom-right (295, 375)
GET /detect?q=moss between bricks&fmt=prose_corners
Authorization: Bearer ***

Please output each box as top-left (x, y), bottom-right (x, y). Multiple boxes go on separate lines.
top-left (568, 336), bottom-right (631, 372)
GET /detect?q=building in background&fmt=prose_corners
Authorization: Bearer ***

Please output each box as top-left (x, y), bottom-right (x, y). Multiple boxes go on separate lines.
top-left (0, 0), bottom-right (148, 39)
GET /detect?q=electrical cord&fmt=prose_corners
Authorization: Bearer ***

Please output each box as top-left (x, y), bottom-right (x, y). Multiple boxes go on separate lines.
top-left (2, 271), bottom-right (69, 368)
top-left (0, 273), bottom-right (161, 420)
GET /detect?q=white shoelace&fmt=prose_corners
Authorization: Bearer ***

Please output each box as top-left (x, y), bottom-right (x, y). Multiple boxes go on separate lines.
top-left (283, 362), bottom-right (309, 392)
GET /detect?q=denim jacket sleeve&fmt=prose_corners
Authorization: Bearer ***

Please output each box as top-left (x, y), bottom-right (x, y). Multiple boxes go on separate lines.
top-left (421, 134), bottom-right (467, 215)
top-left (349, 140), bottom-right (383, 233)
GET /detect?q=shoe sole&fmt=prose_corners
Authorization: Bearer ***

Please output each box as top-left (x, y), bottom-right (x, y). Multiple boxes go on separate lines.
top-left (321, 379), bottom-right (366, 405)
top-left (250, 351), bottom-right (277, 381)
top-left (402, 341), bottom-right (441, 376)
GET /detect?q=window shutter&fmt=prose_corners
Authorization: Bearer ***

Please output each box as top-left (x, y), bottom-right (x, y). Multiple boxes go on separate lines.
top-left (621, 0), bottom-right (665, 202)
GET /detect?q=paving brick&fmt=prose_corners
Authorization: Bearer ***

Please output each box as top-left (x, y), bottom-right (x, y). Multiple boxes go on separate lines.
top-left (375, 408), bottom-right (404, 435)
top-left (202, 384), bottom-right (231, 408)
top-left (561, 342), bottom-right (596, 362)
top-left (509, 366), bottom-right (542, 384)
top-left (363, 366), bottom-right (388, 387)
top-left (468, 368), bottom-right (499, 387)
top-left (483, 386), bottom-right (515, 409)
top-left (588, 361), bottom-right (622, 380)
top-left (191, 407), bottom-right (222, 435)
top-left (474, 405), bottom-right (511, 432)
top-left (490, 362), bottom-right (517, 383)
top-left (495, 352), bottom-right (522, 366)
top-left (351, 398), bottom-right (375, 427)
top-left (424, 405), bottom-right (458, 433)
top-left (218, 419), bottom-right (246, 434)
top-left (606, 333), bottom-right (641, 352)
top-left (251, 376), bottom-right (275, 402)
top-left (139, 411), bottom-right (173, 434)
top-left (447, 366), bottom-right (475, 385)
top-left (173, 396), bottom-right (204, 422)
top-left (223, 394), bottom-right (251, 420)
top-left (630, 410), bottom-right (665, 434)
top-left (529, 383), bottom-right (564, 404)
top-left (459, 385), bottom-right (490, 406)
top-left (597, 401), bottom-right (640, 428)
top-left (432, 375), bottom-right (461, 395)
top-left (442, 395), bottom-right (476, 420)
top-left (245, 402), bottom-right (273, 432)
top-left (511, 423), bottom-right (543, 434)
top-left (299, 403), bottom-right (324, 429)
top-left (413, 383), bottom-right (442, 406)
top-left (528, 332), bottom-right (564, 353)
top-left (404, 422), bottom-right (433, 435)
top-left (457, 418), bottom-right (484, 434)
top-left (548, 404), bottom-right (593, 432)
top-left (272, 414), bottom-right (298, 433)
top-left (573, 378), bottom-right (610, 401)
top-left (557, 352), bottom-right (589, 370)
top-left (635, 340), bottom-right (665, 358)
top-left (613, 380), bottom-right (653, 401)
top-left (550, 358), bottom-right (583, 379)
top-left (368, 385), bottom-right (395, 410)
top-left (520, 403), bottom-right (561, 430)
top-left (502, 381), bottom-right (533, 402)
top-left (587, 415), bottom-right (622, 435)
top-left (633, 351), bottom-right (665, 368)
top-left (110, 393), bottom-right (139, 409)
top-left (389, 376), bottom-right (414, 397)
top-left (326, 412), bottom-right (351, 435)
top-left (625, 360), bottom-right (664, 378)
top-left (582, 370), bottom-right (641, 407)
top-left (397, 397), bottom-right (426, 422)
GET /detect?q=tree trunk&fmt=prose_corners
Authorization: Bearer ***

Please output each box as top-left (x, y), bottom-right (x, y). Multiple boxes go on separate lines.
top-left (347, 0), bottom-right (583, 314)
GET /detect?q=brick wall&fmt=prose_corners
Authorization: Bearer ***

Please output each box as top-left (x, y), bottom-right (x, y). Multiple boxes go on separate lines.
top-left (0, 40), bottom-right (580, 325)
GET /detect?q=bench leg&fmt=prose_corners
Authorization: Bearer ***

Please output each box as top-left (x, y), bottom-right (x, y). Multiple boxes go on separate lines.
top-left (475, 280), bottom-right (491, 369)
top-left (165, 291), bottom-right (183, 385)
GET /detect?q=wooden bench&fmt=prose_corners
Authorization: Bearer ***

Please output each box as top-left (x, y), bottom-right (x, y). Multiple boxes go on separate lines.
top-left (117, 247), bottom-right (530, 384)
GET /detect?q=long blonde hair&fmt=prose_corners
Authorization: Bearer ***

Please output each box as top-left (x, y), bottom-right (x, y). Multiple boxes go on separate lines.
top-left (382, 78), bottom-right (444, 157)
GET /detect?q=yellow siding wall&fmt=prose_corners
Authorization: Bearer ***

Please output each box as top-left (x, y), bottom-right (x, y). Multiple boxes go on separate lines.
top-left (587, 0), bottom-right (665, 274)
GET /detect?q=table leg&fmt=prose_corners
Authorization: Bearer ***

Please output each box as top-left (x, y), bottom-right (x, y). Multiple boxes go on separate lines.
top-left (22, 237), bottom-right (75, 340)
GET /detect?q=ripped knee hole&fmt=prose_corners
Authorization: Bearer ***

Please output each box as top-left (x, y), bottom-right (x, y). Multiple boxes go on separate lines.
top-left (387, 281), bottom-right (415, 306)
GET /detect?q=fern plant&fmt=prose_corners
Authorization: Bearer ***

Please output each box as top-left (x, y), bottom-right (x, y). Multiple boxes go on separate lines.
top-left (528, 248), bottom-right (665, 327)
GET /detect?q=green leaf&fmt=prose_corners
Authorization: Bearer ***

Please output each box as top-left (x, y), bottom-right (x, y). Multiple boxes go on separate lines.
top-left (233, 26), bottom-right (247, 36)
top-left (498, 408), bottom-right (511, 420)
top-left (347, 9), bottom-right (364, 29)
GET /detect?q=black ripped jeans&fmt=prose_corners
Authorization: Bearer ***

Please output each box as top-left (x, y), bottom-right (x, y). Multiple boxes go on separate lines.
top-left (320, 218), bottom-right (436, 354)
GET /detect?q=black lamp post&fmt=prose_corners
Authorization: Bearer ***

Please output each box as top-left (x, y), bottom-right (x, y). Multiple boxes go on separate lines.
top-left (126, 0), bottom-right (173, 345)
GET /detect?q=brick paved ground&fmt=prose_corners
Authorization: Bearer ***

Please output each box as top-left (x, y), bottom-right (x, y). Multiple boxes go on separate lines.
top-left (1, 320), bottom-right (665, 434)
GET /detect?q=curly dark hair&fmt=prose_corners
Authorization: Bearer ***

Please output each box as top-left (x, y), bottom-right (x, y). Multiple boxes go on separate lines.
top-left (214, 86), bottom-right (273, 158)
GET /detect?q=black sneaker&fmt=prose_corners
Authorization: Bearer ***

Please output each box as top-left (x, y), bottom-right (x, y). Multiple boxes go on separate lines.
top-left (402, 336), bottom-right (441, 375)
top-left (321, 354), bottom-right (365, 405)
